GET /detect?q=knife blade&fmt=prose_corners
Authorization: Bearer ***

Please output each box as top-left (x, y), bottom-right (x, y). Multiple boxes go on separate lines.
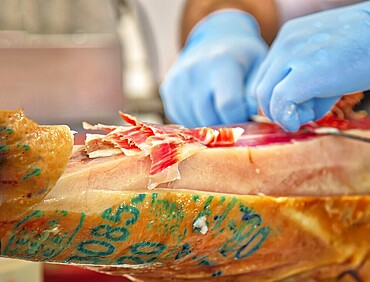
top-left (250, 115), bottom-right (370, 144)
top-left (310, 127), bottom-right (370, 143)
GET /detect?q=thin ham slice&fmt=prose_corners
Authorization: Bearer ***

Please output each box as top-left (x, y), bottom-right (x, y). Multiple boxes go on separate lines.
top-left (83, 112), bottom-right (245, 189)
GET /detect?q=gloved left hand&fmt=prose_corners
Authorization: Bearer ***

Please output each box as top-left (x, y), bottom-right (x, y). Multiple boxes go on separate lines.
top-left (160, 10), bottom-right (268, 128)
top-left (249, 2), bottom-right (370, 132)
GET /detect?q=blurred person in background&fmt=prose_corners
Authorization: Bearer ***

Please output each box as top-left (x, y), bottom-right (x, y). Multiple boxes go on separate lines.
top-left (160, 0), bottom-right (370, 131)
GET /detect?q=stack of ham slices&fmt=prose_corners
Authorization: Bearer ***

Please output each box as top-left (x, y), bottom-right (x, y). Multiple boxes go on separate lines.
top-left (1, 99), bottom-right (370, 281)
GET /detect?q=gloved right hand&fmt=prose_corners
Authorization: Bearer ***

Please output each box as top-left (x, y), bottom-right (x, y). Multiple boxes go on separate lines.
top-left (248, 2), bottom-right (370, 132)
top-left (160, 10), bottom-right (268, 128)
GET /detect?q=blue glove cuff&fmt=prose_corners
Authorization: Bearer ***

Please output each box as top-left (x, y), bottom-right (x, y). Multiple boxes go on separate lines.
top-left (186, 10), bottom-right (261, 47)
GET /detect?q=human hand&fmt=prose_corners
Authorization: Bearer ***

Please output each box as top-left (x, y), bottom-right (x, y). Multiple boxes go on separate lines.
top-left (249, 2), bottom-right (370, 131)
top-left (160, 10), bottom-right (268, 127)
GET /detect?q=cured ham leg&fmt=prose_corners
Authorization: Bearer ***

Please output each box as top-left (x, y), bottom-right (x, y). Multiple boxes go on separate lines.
top-left (1, 109), bottom-right (370, 281)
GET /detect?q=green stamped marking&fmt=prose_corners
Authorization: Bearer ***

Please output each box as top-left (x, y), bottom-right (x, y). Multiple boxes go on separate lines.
top-left (131, 193), bottom-right (146, 204)
top-left (192, 255), bottom-right (215, 266)
top-left (3, 210), bottom-right (43, 255)
top-left (212, 197), bottom-right (238, 231)
top-left (22, 167), bottom-right (41, 181)
top-left (17, 144), bottom-right (30, 152)
top-left (3, 210), bottom-right (85, 261)
top-left (177, 227), bottom-right (188, 243)
top-left (102, 205), bottom-right (139, 225)
top-left (130, 241), bottom-right (166, 256)
top-left (196, 196), bottom-right (214, 219)
top-left (212, 270), bottom-right (223, 277)
top-left (192, 195), bottom-right (200, 202)
top-left (219, 203), bottom-right (270, 260)
top-left (234, 226), bottom-right (271, 260)
top-left (151, 192), bottom-right (158, 204)
top-left (78, 240), bottom-right (115, 256)
top-left (0, 144), bottom-right (7, 153)
top-left (218, 196), bottom-right (226, 206)
top-left (1, 127), bottom-right (14, 135)
top-left (90, 224), bottom-right (129, 242)
top-left (149, 198), bottom-right (185, 237)
top-left (228, 219), bottom-right (237, 232)
top-left (60, 210), bottom-right (68, 216)
top-left (3, 193), bottom-right (273, 271)
top-left (175, 243), bottom-right (192, 260)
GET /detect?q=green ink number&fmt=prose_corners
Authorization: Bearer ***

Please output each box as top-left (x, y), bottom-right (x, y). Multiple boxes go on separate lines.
top-left (131, 194), bottom-right (146, 204)
top-left (78, 240), bottom-right (115, 256)
top-left (220, 205), bottom-right (268, 258)
top-left (130, 242), bottom-right (166, 256)
top-left (235, 226), bottom-right (271, 260)
top-left (212, 198), bottom-right (238, 231)
top-left (102, 205), bottom-right (140, 225)
top-left (42, 248), bottom-right (56, 257)
top-left (91, 224), bottom-right (129, 242)
top-left (175, 243), bottom-right (192, 260)
top-left (16, 238), bottom-right (30, 246)
top-left (220, 217), bottom-right (261, 257)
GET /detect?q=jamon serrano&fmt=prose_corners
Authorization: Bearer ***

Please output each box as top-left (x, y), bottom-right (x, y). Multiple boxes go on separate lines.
top-left (1, 102), bottom-right (370, 281)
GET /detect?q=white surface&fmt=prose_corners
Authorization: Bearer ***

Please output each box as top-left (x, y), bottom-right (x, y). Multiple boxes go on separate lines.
top-left (0, 1), bottom-right (124, 126)
top-left (127, 0), bottom-right (186, 82)
top-left (0, 258), bottom-right (42, 282)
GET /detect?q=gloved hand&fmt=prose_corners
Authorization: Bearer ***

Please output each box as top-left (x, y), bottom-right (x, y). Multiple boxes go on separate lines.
top-left (160, 10), bottom-right (268, 127)
top-left (249, 2), bottom-right (370, 132)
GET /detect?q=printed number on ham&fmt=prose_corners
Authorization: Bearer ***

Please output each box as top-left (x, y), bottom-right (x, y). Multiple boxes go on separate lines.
top-left (83, 112), bottom-right (244, 189)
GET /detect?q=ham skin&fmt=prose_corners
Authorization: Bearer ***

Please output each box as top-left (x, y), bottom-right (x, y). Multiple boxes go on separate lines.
top-left (1, 109), bottom-right (370, 281)
top-left (0, 109), bottom-right (73, 221)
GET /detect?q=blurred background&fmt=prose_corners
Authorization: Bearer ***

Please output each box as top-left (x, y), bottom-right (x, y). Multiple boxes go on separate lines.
top-left (0, 0), bottom-right (185, 129)
top-left (0, 0), bottom-right (185, 281)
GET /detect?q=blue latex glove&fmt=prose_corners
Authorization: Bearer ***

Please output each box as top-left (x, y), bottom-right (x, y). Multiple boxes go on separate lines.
top-left (160, 10), bottom-right (268, 127)
top-left (249, 2), bottom-right (370, 132)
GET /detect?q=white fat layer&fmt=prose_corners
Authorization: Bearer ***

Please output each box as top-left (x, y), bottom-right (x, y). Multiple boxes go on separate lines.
top-left (88, 148), bottom-right (122, 159)
top-left (85, 133), bottom-right (107, 142)
top-left (232, 127), bottom-right (245, 140)
top-left (314, 127), bottom-right (340, 134)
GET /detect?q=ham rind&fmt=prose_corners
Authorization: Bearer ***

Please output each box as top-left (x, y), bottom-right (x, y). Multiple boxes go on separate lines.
top-left (0, 109), bottom-right (73, 222)
top-left (2, 110), bottom-right (370, 281)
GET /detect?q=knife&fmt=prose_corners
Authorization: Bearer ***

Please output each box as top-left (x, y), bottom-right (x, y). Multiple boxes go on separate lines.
top-left (250, 115), bottom-right (370, 144)
top-left (309, 127), bottom-right (370, 143)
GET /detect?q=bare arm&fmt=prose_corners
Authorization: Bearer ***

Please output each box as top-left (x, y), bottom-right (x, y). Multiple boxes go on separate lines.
top-left (180, 0), bottom-right (280, 46)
